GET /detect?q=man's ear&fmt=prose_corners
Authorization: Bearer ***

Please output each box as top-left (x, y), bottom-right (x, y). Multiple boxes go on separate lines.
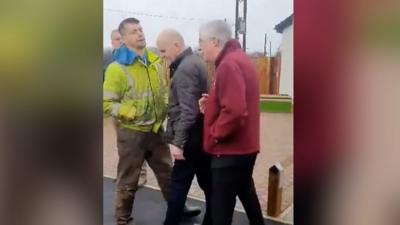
top-left (121, 35), bottom-right (127, 44)
top-left (212, 39), bottom-right (219, 47)
top-left (174, 42), bottom-right (180, 49)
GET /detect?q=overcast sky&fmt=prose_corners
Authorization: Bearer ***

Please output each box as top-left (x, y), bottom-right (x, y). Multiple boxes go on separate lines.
top-left (104, 0), bottom-right (292, 54)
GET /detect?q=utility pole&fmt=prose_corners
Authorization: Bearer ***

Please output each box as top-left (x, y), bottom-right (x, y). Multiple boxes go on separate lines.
top-left (235, 0), bottom-right (247, 51)
top-left (269, 41), bottom-right (272, 57)
top-left (264, 33), bottom-right (267, 56)
top-left (242, 0), bottom-right (247, 52)
top-left (235, 0), bottom-right (239, 40)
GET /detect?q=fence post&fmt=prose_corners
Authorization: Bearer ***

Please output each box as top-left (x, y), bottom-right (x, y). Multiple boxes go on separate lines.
top-left (267, 163), bottom-right (283, 217)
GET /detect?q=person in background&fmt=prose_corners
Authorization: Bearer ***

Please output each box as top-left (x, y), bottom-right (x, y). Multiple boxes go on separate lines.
top-left (103, 29), bottom-right (122, 75)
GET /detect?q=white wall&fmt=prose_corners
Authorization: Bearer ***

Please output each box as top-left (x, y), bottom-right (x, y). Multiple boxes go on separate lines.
top-left (279, 25), bottom-right (293, 98)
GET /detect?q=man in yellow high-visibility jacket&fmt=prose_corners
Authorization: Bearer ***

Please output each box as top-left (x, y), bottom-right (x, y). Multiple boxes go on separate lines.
top-left (103, 28), bottom-right (148, 188)
top-left (103, 18), bottom-right (200, 225)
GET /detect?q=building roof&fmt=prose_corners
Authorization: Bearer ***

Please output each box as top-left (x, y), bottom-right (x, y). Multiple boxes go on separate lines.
top-left (274, 14), bottom-right (293, 34)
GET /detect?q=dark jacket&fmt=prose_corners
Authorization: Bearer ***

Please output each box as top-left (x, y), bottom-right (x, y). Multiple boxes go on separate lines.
top-left (103, 48), bottom-right (114, 70)
top-left (103, 48), bottom-right (117, 82)
top-left (203, 39), bottom-right (260, 156)
top-left (166, 48), bottom-right (209, 150)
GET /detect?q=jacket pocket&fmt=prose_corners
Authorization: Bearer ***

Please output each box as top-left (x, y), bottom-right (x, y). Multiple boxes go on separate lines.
top-left (204, 132), bottom-right (217, 152)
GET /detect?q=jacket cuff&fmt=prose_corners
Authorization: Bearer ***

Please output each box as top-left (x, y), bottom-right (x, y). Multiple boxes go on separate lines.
top-left (111, 103), bottom-right (121, 117)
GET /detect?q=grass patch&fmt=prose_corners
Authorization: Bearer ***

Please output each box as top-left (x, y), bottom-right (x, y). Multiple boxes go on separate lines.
top-left (260, 100), bottom-right (292, 113)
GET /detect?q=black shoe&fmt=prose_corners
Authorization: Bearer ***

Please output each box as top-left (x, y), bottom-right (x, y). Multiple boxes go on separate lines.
top-left (182, 205), bottom-right (202, 218)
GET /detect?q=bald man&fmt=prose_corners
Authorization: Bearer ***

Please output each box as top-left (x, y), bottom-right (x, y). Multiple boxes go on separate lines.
top-left (157, 29), bottom-right (212, 225)
top-left (103, 29), bottom-right (122, 73)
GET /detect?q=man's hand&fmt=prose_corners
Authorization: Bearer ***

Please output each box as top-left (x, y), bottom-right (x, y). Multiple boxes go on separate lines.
top-left (169, 144), bottom-right (185, 160)
top-left (199, 93), bottom-right (208, 114)
top-left (118, 104), bottom-right (136, 121)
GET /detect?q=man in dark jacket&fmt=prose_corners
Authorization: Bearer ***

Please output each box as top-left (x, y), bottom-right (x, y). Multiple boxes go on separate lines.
top-left (198, 20), bottom-right (265, 225)
top-left (157, 29), bottom-right (212, 225)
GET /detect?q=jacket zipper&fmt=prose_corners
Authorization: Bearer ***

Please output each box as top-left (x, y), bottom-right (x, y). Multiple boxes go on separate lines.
top-left (145, 66), bottom-right (159, 127)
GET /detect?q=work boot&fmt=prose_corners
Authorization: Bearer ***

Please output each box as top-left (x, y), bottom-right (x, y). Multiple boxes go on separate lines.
top-left (182, 204), bottom-right (202, 218)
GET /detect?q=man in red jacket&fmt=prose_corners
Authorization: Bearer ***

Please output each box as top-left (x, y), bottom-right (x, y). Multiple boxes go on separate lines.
top-left (198, 20), bottom-right (265, 225)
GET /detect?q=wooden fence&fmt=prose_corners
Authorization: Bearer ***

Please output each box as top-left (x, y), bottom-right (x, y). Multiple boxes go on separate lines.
top-left (161, 56), bottom-right (281, 95)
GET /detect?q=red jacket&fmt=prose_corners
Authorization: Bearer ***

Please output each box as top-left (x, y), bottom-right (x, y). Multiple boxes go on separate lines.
top-left (203, 39), bottom-right (260, 156)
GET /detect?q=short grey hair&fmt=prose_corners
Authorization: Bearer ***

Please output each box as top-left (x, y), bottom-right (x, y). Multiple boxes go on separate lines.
top-left (199, 20), bottom-right (232, 47)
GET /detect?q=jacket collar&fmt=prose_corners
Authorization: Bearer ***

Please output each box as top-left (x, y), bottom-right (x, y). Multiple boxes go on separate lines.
top-left (215, 39), bottom-right (242, 67)
top-left (170, 47), bottom-right (193, 71)
top-left (113, 44), bottom-right (159, 66)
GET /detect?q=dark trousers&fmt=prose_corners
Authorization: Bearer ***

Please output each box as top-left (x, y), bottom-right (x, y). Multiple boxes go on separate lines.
top-left (115, 128), bottom-right (172, 225)
top-left (164, 149), bottom-right (212, 225)
top-left (210, 157), bottom-right (265, 225)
